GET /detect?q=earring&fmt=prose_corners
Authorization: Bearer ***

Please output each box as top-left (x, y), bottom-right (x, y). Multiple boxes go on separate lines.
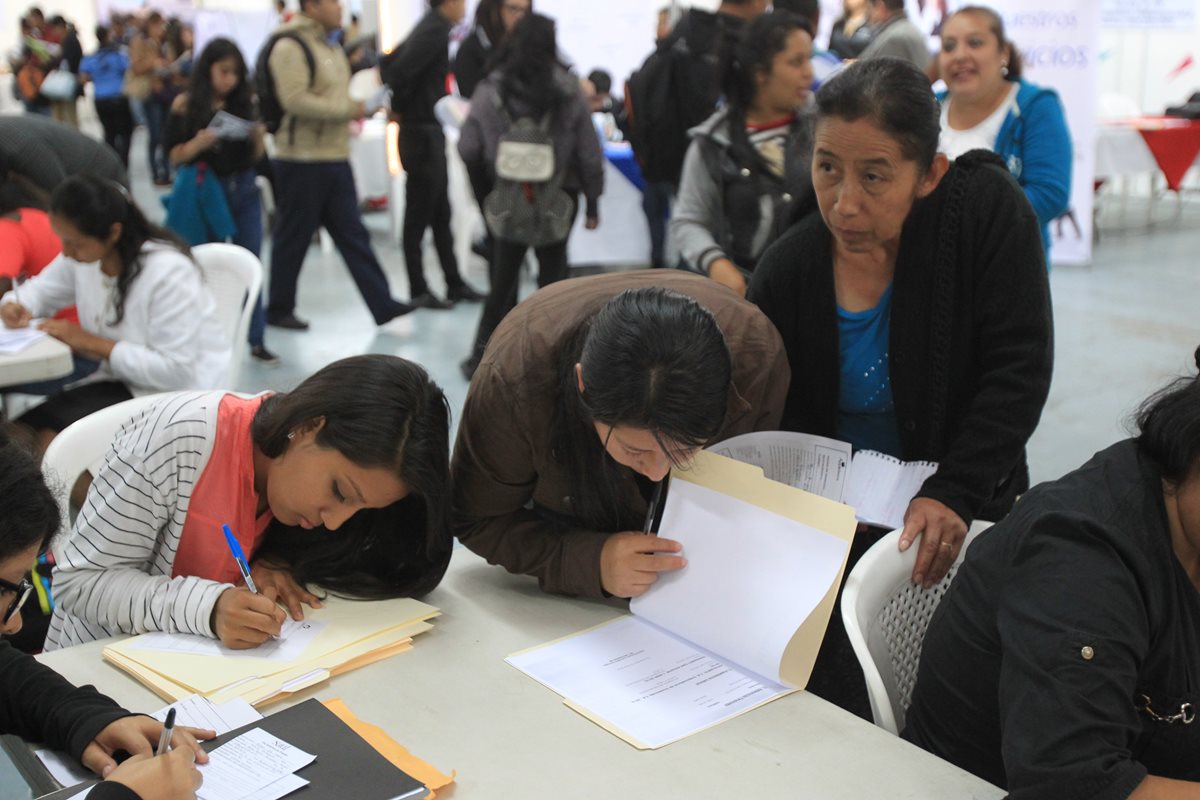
top-left (1000, 62), bottom-right (1009, 77)
top-left (287, 431), bottom-right (295, 440)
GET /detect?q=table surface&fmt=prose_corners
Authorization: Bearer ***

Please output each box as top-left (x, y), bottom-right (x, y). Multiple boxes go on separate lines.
top-left (0, 335), bottom-right (73, 389)
top-left (37, 550), bottom-right (1004, 800)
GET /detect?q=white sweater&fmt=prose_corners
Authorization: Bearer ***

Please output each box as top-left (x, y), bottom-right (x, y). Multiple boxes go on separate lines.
top-left (0, 242), bottom-right (229, 394)
top-left (45, 391), bottom-right (230, 650)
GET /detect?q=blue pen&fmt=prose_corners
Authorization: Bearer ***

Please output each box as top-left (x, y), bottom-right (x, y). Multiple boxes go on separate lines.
top-left (223, 524), bottom-right (259, 594)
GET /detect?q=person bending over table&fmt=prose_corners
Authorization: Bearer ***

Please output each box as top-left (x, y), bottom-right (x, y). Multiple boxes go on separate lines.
top-left (905, 349), bottom-right (1200, 799)
top-left (452, 270), bottom-right (789, 599)
top-left (46, 355), bottom-right (453, 651)
top-left (936, 5), bottom-right (1071, 265)
top-left (0, 175), bottom-right (229, 455)
top-left (0, 435), bottom-right (213, 800)
top-left (748, 57), bottom-right (1052, 715)
top-left (672, 10), bottom-right (816, 296)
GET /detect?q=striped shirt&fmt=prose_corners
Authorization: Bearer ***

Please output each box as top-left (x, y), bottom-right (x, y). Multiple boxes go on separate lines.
top-left (46, 391), bottom-right (235, 650)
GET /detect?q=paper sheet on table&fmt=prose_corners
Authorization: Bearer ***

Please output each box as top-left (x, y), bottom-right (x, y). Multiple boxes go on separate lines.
top-left (508, 616), bottom-right (791, 750)
top-left (151, 694), bottom-right (263, 733)
top-left (198, 728), bottom-right (314, 800)
top-left (632, 476), bottom-right (850, 686)
top-left (322, 698), bottom-right (455, 799)
top-left (129, 618), bottom-right (326, 661)
top-left (35, 747), bottom-right (93, 789)
top-left (105, 597), bottom-right (438, 694)
top-left (0, 325), bottom-right (47, 353)
top-left (708, 430), bottom-right (851, 501)
top-left (240, 773), bottom-right (308, 800)
top-left (845, 450), bottom-right (938, 530)
top-left (206, 109), bottom-right (255, 140)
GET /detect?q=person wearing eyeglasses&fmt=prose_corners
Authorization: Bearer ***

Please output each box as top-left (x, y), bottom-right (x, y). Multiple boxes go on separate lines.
top-left (0, 435), bottom-right (214, 800)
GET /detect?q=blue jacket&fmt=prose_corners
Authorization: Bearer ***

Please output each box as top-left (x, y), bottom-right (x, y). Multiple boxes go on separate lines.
top-left (162, 163), bottom-right (236, 246)
top-left (938, 79), bottom-right (1071, 264)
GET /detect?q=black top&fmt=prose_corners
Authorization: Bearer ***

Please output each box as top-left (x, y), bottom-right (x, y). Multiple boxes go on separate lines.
top-left (904, 440), bottom-right (1200, 799)
top-left (163, 104), bottom-right (258, 176)
top-left (828, 17), bottom-right (872, 60)
top-left (385, 9), bottom-right (452, 125)
top-left (452, 26), bottom-right (491, 99)
top-left (747, 150), bottom-right (1053, 524)
top-left (0, 639), bottom-right (132, 770)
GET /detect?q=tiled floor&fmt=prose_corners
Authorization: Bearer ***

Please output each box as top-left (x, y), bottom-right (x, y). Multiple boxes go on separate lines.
top-left (123, 129), bottom-right (1200, 489)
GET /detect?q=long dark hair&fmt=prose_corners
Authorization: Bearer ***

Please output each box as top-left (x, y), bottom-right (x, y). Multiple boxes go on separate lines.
top-left (947, 6), bottom-right (1024, 81)
top-left (49, 175), bottom-right (191, 325)
top-left (549, 288), bottom-right (732, 532)
top-left (719, 11), bottom-right (812, 172)
top-left (252, 355), bottom-right (454, 599)
top-left (492, 13), bottom-right (568, 118)
top-left (184, 37), bottom-right (252, 133)
top-left (815, 57), bottom-right (941, 173)
top-left (1135, 346), bottom-right (1200, 485)
top-left (472, 0), bottom-right (505, 47)
top-left (0, 435), bottom-right (60, 560)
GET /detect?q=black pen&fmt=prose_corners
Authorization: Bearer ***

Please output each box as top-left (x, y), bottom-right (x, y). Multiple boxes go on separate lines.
top-left (156, 708), bottom-right (176, 756)
top-left (642, 479), bottom-right (664, 534)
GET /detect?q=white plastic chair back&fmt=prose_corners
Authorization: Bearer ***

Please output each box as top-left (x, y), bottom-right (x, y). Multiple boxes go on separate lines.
top-left (191, 243), bottom-right (263, 388)
top-left (1099, 92), bottom-right (1140, 121)
top-left (40, 393), bottom-right (174, 553)
top-left (840, 519), bottom-right (993, 735)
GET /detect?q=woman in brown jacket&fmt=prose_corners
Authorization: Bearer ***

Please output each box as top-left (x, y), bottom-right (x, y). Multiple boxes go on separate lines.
top-left (452, 270), bottom-right (790, 599)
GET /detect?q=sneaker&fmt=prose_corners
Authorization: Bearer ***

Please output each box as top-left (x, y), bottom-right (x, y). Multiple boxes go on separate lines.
top-left (410, 292), bottom-right (454, 310)
top-left (249, 345), bottom-right (281, 366)
top-left (447, 282), bottom-right (486, 303)
top-left (266, 312), bottom-right (310, 330)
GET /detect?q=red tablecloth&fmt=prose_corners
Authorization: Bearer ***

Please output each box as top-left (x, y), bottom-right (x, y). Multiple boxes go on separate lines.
top-left (1121, 116), bottom-right (1200, 191)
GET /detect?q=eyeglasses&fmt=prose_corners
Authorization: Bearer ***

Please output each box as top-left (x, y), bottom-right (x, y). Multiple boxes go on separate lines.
top-left (0, 576), bottom-right (34, 625)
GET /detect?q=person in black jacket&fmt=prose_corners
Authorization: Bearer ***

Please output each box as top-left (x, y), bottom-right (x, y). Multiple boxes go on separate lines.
top-left (748, 57), bottom-right (1052, 717)
top-left (0, 436), bottom-right (214, 800)
top-left (385, 0), bottom-right (484, 309)
top-left (905, 352), bottom-right (1200, 798)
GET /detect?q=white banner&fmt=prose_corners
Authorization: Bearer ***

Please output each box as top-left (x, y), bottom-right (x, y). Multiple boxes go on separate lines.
top-left (946, 2), bottom-right (1101, 265)
top-left (1101, 0), bottom-right (1197, 30)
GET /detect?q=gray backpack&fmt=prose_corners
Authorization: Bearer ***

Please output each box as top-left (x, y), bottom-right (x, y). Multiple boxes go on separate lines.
top-left (483, 99), bottom-right (575, 247)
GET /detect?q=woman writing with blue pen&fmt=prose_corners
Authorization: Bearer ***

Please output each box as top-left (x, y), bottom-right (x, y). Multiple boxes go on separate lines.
top-left (45, 355), bottom-right (453, 651)
top-left (1, 435), bottom-right (211, 800)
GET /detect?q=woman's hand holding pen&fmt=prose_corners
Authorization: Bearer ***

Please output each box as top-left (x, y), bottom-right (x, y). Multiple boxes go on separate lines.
top-left (0, 302), bottom-right (32, 328)
top-left (212, 587), bottom-right (287, 648)
top-left (250, 560), bottom-right (322, 621)
top-left (84, 715), bottom-right (213, 777)
top-left (600, 533), bottom-right (686, 598)
top-left (106, 745), bottom-right (205, 800)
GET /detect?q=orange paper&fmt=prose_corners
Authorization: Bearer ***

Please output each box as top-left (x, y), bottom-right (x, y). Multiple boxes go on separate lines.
top-left (322, 698), bottom-right (456, 799)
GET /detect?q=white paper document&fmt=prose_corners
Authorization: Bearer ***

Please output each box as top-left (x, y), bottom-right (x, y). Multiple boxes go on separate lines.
top-left (206, 109), bottom-right (255, 140)
top-left (0, 325), bottom-right (47, 354)
top-left (151, 694), bottom-right (264, 734)
top-left (844, 451), bottom-right (938, 530)
top-left (508, 615), bottom-right (788, 749)
top-left (129, 618), bottom-right (326, 661)
top-left (708, 431), bottom-right (851, 501)
top-left (198, 728), bottom-right (315, 800)
top-left (35, 747), bottom-right (92, 790)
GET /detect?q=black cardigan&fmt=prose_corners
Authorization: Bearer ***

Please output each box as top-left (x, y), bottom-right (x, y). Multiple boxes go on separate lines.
top-left (748, 150), bottom-right (1053, 523)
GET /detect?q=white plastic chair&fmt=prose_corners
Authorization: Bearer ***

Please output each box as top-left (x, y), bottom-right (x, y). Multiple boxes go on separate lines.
top-left (840, 519), bottom-right (993, 735)
top-left (40, 393), bottom-right (173, 553)
top-left (191, 243), bottom-right (263, 388)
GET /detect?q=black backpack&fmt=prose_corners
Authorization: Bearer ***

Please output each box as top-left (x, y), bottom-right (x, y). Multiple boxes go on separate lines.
top-left (255, 31), bottom-right (316, 135)
top-left (626, 33), bottom-right (720, 185)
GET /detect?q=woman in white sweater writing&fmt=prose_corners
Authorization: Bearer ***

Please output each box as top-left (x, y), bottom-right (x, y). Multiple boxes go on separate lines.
top-left (0, 174), bottom-right (227, 451)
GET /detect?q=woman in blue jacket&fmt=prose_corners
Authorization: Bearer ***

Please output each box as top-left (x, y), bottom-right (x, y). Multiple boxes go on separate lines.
top-left (935, 5), bottom-right (1071, 265)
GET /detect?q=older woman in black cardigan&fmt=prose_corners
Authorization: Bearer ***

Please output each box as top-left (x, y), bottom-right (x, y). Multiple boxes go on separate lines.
top-left (748, 57), bottom-right (1052, 715)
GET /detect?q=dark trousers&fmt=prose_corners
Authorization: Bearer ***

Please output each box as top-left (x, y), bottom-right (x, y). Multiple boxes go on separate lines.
top-left (217, 169), bottom-right (266, 348)
top-left (94, 96), bottom-right (133, 168)
top-left (268, 160), bottom-right (404, 325)
top-left (145, 98), bottom-right (170, 182)
top-left (469, 196), bottom-right (577, 359)
top-left (642, 180), bottom-right (674, 269)
top-left (399, 123), bottom-right (462, 297)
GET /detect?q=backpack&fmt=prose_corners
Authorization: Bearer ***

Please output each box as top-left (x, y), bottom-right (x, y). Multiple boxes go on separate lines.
top-left (625, 30), bottom-right (721, 185)
top-left (482, 98), bottom-right (575, 247)
top-left (255, 31), bottom-right (316, 135)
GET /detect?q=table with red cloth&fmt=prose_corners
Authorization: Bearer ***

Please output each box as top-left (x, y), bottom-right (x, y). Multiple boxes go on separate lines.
top-left (1114, 116), bottom-right (1200, 191)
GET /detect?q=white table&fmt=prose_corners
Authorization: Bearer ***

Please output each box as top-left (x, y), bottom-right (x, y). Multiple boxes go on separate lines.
top-left (37, 550), bottom-right (1003, 799)
top-left (0, 336), bottom-right (72, 389)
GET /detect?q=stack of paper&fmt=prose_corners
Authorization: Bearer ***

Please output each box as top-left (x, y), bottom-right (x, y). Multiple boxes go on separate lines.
top-left (102, 596), bottom-right (440, 707)
top-left (0, 325), bottom-right (47, 354)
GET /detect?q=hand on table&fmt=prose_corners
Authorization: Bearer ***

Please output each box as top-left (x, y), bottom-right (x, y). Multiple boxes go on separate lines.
top-left (106, 745), bottom-right (204, 800)
top-left (898, 497), bottom-right (968, 588)
top-left (1, 302), bottom-right (32, 328)
top-left (212, 587), bottom-right (287, 648)
top-left (250, 560), bottom-right (322, 621)
top-left (84, 715), bottom-right (213, 778)
top-left (600, 532), bottom-right (686, 598)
